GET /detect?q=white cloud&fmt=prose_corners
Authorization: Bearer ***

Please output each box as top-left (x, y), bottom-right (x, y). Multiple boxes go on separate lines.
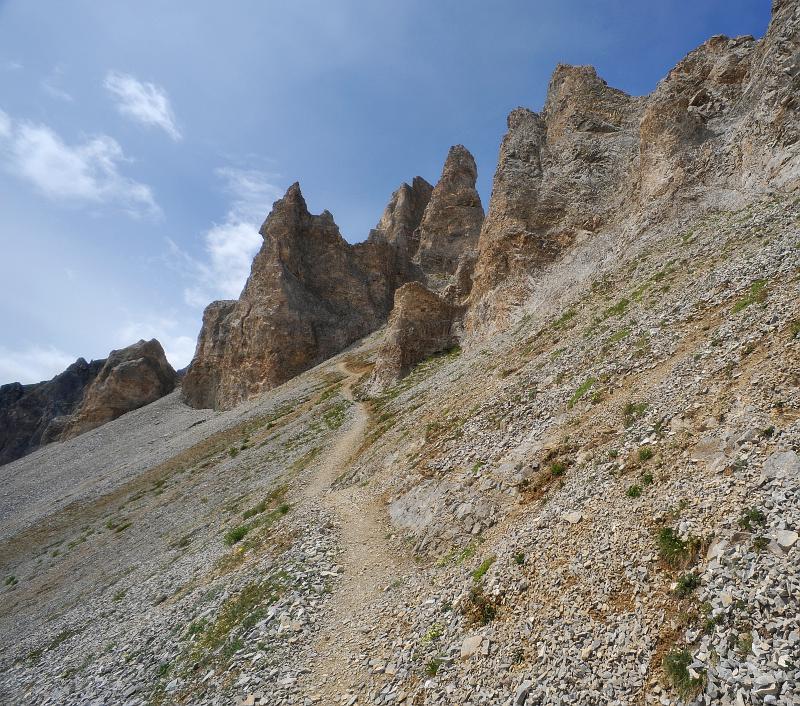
top-left (0, 109), bottom-right (160, 218)
top-left (104, 71), bottom-right (181, 141)
top-left (41, 80), bottom-right (73, 102)
top-left (1, 61), bottom-right (23, 72)
top-left (41, 65), bottom-right (73, 102)
top-left (0, 344), bottom-right (76, 385)
top-left (173, 167), bottom-right (282, 308)
top-left (116, 318), bottom-right (197, 370)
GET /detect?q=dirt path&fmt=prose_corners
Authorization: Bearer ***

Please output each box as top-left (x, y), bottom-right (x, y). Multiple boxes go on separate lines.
top-left (302, 360), bottom-right (410, 701)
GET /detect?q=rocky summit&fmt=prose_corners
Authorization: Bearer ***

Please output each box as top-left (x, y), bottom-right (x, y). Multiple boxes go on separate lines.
top-left (1, 3), bottom-right (799, 706)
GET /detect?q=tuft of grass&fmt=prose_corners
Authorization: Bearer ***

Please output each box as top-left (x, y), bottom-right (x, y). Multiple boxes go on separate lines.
top-left (421, 624), bottom-right (443, 644)
top-left (609, 327), bottom-right (631, 344)
top-left (568, 378), bottom-right (596, 409)
top-left (790, 319), bottom-right (800, 339)
top-left (753, 536), bottom-right (769, 552)
top-left (626, 485), bottom-right (642, 499)
top-left (663, 648), bottom-right (704, 699)
top-left (550, 461), bottom-right (566, 477)
top-left (472, 557), bottom-right (495, 582)
top-left (641, 472), bottom-right (654, 486)
top-left (674, 572), bottom-right (700, 598)
top-left (623, 401), bottom-right (648, 428)
top-left (638, 447), bottom-right (654, 462)
top-left (552, 309), bottom-right (577, 330)
top-left (737, 507), bottom-right (766, 531)
top-left (228, 447), bottom-right (239, 458)
top-left (657, 527), bottom-right (698, 568)
top-left (194, 574), bottom-right (286, 662)
top-left (513, 552), bottom-right (525, 566)
top-left (731, 279), bottom-right (767, 314)
top-left (425, 658), bottom-right (443, 676)
top-left (603, 298), bottom-right (630, 319)
top-left (462, 585), bottom-right (496, 626)
top-left (223, 525), bottom-right (249, 546)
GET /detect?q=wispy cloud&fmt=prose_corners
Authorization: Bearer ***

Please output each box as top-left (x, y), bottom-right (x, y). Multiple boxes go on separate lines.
top-left (1, 60), bottom-right (23, 72)
top-left (0, 344), bottom-right (76, 385)
top-left (41, 65), bottom-right (73, 102)
top-left (172, 167), bottom-right (283, 308)
top-left (104, 71), bottom-right (181, 140)
top-left (0, 108), bottom-right (160, 218)
top-left (116, 317), bottom-right (197, 370)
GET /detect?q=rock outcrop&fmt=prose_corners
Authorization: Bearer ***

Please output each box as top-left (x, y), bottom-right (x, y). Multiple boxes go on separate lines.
top-left (184, 151), bottom-right (483, 410)
top-left (0, 358), bottom-right (103, 465)
top-left (183, 183), bottom-right (425, 410)
top-left (0, 339), bottom-right (177, 465)
top-left (469, 0), bottom-right (800, 330)
top-left (59, 339), bottom-right (178, 441)
top-left (413, 145), bottom-right (484, 288)
top-left (370, 147), bottom-right (483, 390)
top-left (369, 282), bottom-right (461, 391)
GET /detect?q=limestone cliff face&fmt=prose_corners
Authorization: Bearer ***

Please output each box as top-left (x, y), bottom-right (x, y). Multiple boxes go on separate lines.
top-left (59, 339), bottom-right (177, 441)
top-left (183, 183), bottom-right (418, 410)
top-left (0, 339), bottom-right (177, 466)
top-left (414, 145), bottom-right (484, 288)
top-left (369, 147), bottom-right (484, 390)
top-left (469, 0), bottom-right (800, 330)
top-left (369, 282), bottom-right (461, 392)
top-left (0, 358), bottom-right (103, 465)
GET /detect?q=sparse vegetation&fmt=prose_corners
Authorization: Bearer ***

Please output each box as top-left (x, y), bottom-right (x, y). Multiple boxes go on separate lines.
top-left (626, 485), bottom-right (642, 499)
top-left (513, 552), bottom-right (525, 565)
top-left (552, 309), bottom-right (577, 330)
top-left (425, 657), bottom-right (444, 676)
top-left (738, 507), bottom-right (766, 531)
top-left (638, 447), bottom-right (654, 462)
top-left (663, 648), bottom-right (704, 699)
top-left (731, 279), bottom-right (767, 313)
top-left (674, 572), bottom-right (700, 598)
top-left (641, 472), bottom-right (654, 486)
top-left (421, 624), bottom-right (443, 643)
top-left (568, 378), bottom-right (596, 408)
top-left (657, 527), bottom-right (698, 568)
top-left (472, 557), bottom-right (495, 582)
top-left (228, 447), bottom-right (239, 458)
top-left (550, 461), bottom-right (566, 477)
top-left (223, 525), bottom-right (249, 546)
top-left (623, 401), bottom-right (648, 427)
top-left (462, 585), bottom-right (497, 626)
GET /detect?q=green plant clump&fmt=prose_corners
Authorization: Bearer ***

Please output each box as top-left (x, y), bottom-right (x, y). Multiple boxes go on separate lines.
top-left (472, 557), bottom-right (495, 582)
top-left (731, 279), bottom-right (767, 314)
top-left (568, 378), bottom-right (597, 409)
top-left (623, 401), bottom-right (648, 428)
top-left (738, 507), bottom-right (766, 531)
top-left (550, 461), bottom-right (566, 477)
top-left (638, 447), bottom-right (654, 462)
top-left (663, 648), bottom-right (704, 699)
top-left (674, 572), bottom-right (700, 598)
top-left (626, 485), bottom-right (642, 499)
top-left (657, 527), bottom-right (696, 568)
top-left (223, 525), bottom-right (250, 546)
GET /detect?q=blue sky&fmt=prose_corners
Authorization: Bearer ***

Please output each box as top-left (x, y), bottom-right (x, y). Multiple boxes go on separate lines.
top-left (0, 1), bottom-right (771, 384)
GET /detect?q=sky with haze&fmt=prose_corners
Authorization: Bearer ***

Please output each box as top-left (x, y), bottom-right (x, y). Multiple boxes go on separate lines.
top-left (0, 0), bottom-right (771, 384)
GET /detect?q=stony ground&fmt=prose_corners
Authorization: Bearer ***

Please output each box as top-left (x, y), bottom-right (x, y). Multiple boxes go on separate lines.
top-left (1, 194), bottom-right (798, 705)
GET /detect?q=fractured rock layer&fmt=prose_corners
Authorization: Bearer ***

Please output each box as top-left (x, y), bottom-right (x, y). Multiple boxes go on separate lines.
top-left (59, 339), bottom-right (178, 441)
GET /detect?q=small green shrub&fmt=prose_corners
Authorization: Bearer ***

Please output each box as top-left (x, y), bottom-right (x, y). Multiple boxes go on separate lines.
top-left (626, 485), bottom-right (642, 499)
top-left (463, 585), bottom-right (496, 626)
top-left (425, 658), bottom-right (443, 676)
top-left (228, 447), bottom-right (239, 458)
top-left (4, 575), bottom-right (18, 587)
top-left (513, 552), bottom-right (525, 565)
top-left (550, 461), bottom-right (566, 477)
top-left (641, 472), bottom-right (654, 486)
top-left (657, 527), bottom-right (697, 568)
top-left (568, 378), bottom-right (596, 408)
top-left (738, 507), bottom-right (766, 531)
top-left (472, 557), bottom-right (495, 582)
top-left (422, 624), bottom-right (443, 644)
top-left (663, 648), bottom-right (704, 698)
top-left (638, 447), bottom-right (654, 462)
top-left (753, 536), bottom-right (769, 552)
top-left (277, 502), bottom-right (290, 515)
top-left (223, 525), bottom-right (249, 546)
top-left (674, 572), bottom-right (700, 598)
top-left (731, 279), bottom-right (767, 314)
top-left (738, 632), bottom-right (753, 655)
top-left (623, 401), bottom-right (648, 427)
top-left (790, 319), bottom-right (800, 339)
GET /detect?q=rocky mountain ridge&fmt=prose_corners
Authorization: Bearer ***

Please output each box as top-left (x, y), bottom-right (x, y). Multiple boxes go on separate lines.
top-left (0, 339), bottom-right (177, 466)
top-left (0, 2), bottom-right (798, 706)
